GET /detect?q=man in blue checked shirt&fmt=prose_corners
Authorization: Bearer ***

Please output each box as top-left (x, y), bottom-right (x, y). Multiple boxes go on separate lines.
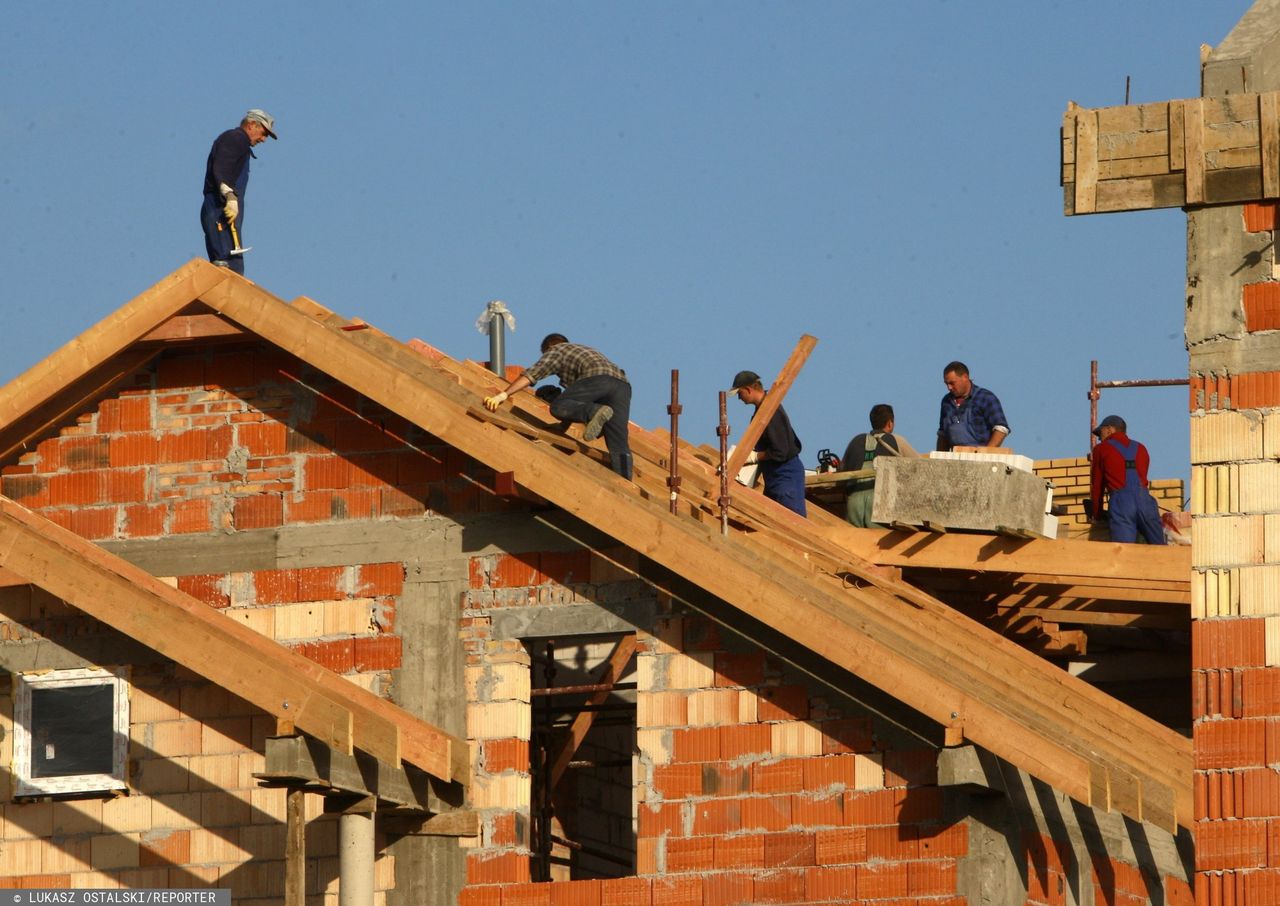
top-left (936, 361), bottom-right (1010, 451)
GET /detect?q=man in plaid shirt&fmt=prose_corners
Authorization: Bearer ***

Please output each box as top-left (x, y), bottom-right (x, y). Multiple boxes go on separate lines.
top-left (936, 361), bottom-right (1010, 451)
top-left (484, 333), bottom-right (633, 479)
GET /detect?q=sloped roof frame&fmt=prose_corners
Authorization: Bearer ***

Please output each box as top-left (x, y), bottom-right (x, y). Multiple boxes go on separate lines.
top-left (0, 260), bottom-right (1192, 830)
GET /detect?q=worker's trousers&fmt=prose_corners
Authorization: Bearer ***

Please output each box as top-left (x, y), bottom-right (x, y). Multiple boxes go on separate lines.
top-left (551, 375), bottom-right (633, 479)
top-left (1108, 487), bottom-right (1164, 544)
top-left (761, 456), bottom-right (807, 517)
top-left (200, 194), bottom-right (244, 275)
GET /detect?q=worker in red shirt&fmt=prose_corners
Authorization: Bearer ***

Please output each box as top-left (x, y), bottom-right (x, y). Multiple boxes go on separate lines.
top-left (1087, 415), bottom-right (1165, 544)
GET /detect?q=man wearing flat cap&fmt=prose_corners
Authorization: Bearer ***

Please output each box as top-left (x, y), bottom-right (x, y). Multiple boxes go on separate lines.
top-left (1088, 415), bottom-right (1164, 544)
top-left (730, 370), bottom-right (806, 516)
top-left (201, 109), bottom-right (278, 274)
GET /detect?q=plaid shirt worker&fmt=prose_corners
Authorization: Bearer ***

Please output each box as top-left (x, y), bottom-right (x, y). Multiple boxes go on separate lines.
top-left (937, 384), bottom-right (1009, 449)
top-left (524, 343), bottom-right (628, 387)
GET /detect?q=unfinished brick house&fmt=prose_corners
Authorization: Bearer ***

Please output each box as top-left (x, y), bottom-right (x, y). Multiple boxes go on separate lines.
top-left (0, 259), bottom-right (1195, 905)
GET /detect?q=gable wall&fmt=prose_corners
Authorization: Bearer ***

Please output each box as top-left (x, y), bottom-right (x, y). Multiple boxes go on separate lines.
top-left (0, 343), bottom-right (502, 899)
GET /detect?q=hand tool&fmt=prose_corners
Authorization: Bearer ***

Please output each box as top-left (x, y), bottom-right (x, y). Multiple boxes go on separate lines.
top-left (228, 220), bottom-right (252, 256)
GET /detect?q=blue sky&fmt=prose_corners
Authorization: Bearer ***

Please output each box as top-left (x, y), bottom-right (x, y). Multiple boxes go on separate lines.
top-left (3, 2), bottom-right (1252, 490)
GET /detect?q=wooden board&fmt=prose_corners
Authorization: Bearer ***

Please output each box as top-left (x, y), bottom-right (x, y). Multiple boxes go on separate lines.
top-left (1062, 90), bottom-right (1280, 214)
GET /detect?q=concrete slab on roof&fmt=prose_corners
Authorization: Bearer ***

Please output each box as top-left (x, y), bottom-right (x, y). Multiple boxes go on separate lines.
top-left (872, 457), bottom-right (1051, 536)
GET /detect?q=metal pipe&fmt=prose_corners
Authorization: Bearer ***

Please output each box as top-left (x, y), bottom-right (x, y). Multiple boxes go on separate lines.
top-left (338, 810), bottom-right (375, 906)
top-left (489, 310), bottom-right (506, 377)
top-left (1089, 358), bottom-right (1189, 449)
top-left (532, 681), bottom-right (638, 696)
top-left (668, 369), bottom-right (682, 514)
top-left (717, 391), bottom-right (731, 535)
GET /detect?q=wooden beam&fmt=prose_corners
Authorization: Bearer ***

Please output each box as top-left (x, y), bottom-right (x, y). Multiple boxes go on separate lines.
top-left (200, 287), bottom-right (1189, 829)
top-left (0, 259), bottom-right (228, 433)
top-left (382, 810), bottom-right (480, 837)
top-left (0, 495), bottom-right (462, 782)
top-left (285, 788), bottom-right (306, 906)
top-left (260, 734), bottom-right (458, 812)
top-left (725, 335), bottom-right (817, 478)
top-left (1074, 109), bottom-right (1099, 214)
top-left (0, 347), bottom-right (161, 464)
top-left (1262, 91), bottom-right (1280, 199)
top-left (1184, 98), bottom-right (1206, 204)
top-left (549, 635), bottom-right (637, 788)
top-left (139, 312), bottom-right (248, 344)
top-left (837, 525), bottom-right (1189, 587)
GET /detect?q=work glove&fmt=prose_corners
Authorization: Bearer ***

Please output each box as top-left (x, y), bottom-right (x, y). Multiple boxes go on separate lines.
top-left (222, 193), bottom-right (239, 225)
top-left (483, 391), bottom-right (509, 412)
top-left (744, 451), bottom-right (761, 465)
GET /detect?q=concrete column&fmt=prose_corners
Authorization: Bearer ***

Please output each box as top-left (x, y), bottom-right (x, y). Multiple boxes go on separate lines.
top-left (1191, 6), bottom-right (1280, 900)
top-left (339, 810), bottom-right (376, 906)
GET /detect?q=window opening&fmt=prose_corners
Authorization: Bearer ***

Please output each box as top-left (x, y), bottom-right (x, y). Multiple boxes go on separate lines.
top-left (13, 667), bottom-right (129, 796)
top-left (527, 634), bottom-right (637, 882)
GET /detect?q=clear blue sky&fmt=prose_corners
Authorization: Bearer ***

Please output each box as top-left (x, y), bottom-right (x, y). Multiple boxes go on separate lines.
top-left (3, 2), bottom-right (1252, 490)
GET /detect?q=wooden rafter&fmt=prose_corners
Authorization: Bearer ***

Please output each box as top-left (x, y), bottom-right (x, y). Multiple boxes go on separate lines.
top-left (724, 335), bottom-right (817, 478)
top-left (0, 261), bottom-right (1192, 830)
top-left (0, 495), bottom-right (465, 783)
top-left (200, 278), bottom-right (1189, 830)
top-left (548, 634), bottom-right (637, 788)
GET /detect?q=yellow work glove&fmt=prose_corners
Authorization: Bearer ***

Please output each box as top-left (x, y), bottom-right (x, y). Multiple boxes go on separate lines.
top-left (744, 451), bottom-right (761, 465)
top-left (483, 391), bottom-right (509, 412)
top-left (222, 193), bottom-right (239, 224)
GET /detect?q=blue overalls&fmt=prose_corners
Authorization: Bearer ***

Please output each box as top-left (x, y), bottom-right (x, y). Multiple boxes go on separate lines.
top-left (1104, 436), bottom-right (1164, 544)
top-left (944, 398), bottom-right (986, 448)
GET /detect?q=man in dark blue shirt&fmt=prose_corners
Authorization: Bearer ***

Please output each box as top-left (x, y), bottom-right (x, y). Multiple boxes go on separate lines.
top-left (730, 370), bottom-right (806, 517)
top-left (201, 109), bottom-right (277, 274)
top-left (936, 361), bottom-right (1010, 451)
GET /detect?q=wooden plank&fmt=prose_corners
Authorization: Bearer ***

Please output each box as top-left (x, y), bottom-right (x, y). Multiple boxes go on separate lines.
top-left (549, 635), bottom-right (636, 788)
top-left (139, 312), bottom-right (247, 343)
top-left (1073, 110), bottom-right (1099, 214)
top-left (0, 259), bottom-right (228, 431)
top-left (262, 734), bottom-right (439, 811)
top-left (0, 497), bottom-right (360, 758)
top-left (1183, 98), bottom-right (1206, 204)
top-left (0, 347), bottom-right (161, 464)
top-left (1261, 91), bottom-right (1280, 198)
top-left (842, 525), bottom-right (1189, 585)
top-left (724, 335), bottom-right (818, 478)
top-left (285, 789), bottom-right (306, 906)
top-left (1169, 100), bottom-right (1185, 171)
top-left (0, 497), bottom-right (471, 782)
top-left (382, 811), bottom-right (480, 837)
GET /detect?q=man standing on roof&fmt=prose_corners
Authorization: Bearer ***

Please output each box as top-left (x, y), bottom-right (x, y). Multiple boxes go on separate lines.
top-left (1087, 415), bottom-right (1165, 544)
top-left (841, 403), bottom-right (920, 528)
top-left (730, 371), bottom-right (806, 517)
top-left (201, 109), bottom-right (277, 275)
top-left (936, 360), bottom-right (1010, 451)
top-left (483, 334), bottom-right (633, 479)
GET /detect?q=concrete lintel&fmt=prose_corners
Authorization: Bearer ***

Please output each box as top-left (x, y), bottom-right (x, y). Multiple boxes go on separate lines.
top-left (489, 599), bottom-right (657, 641)
top-left (0, 636), bottom-right (161, 673)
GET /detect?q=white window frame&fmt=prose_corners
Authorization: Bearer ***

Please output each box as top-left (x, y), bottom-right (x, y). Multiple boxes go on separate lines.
top-left (12, 666), bottom-right (129, 797)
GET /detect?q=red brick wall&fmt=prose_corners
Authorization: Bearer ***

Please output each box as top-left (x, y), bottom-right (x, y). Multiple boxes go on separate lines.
top-left (1, 346), bottom-right (521, 538)
top-left (0, 345), bottom-right (498, 892)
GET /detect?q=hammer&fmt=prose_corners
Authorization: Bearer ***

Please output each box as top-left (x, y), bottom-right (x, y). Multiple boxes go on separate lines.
top-left (228, 220), bottom-right (252, 256)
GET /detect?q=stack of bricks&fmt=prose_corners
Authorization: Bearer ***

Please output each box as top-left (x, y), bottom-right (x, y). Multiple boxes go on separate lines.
top-left (1032, 456), bottom-right (1184, 539)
